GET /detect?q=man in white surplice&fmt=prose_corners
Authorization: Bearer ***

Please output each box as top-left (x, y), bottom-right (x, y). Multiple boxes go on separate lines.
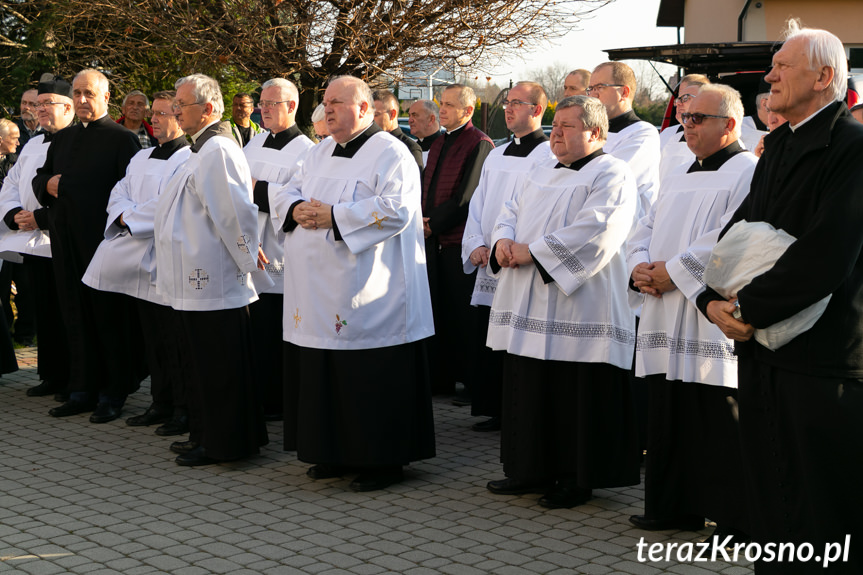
top-left (627, 84), bottom-right (756, 542)
top-left (461, 81), bottom-right (554, 432)
top-left (82, 90), bottom-right (192, 433)
top-left (485, 95), bottom-right (640, 509)
top-left (0, 75), bottom-right (75, 398)
top-left (658, 74), bottom-right (709, 184)
top-left (244, 78), bottom-right (314, 422)
top-left (154, 74), bottom-right (269, 467)
top-left (589, 61), bottom-right (660, 218)
top-left (273, 76), bottom-right (435, 492)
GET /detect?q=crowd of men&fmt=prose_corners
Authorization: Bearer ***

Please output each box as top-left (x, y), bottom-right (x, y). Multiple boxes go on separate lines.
top-left (0, 18), bottom-right (861, 574)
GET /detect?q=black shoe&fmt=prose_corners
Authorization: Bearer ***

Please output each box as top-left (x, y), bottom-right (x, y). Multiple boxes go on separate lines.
top-left (451, 393), bottom-right (472, 407)
top-left (471, 417), bottom-right (501, 432)
top-left (538, 483), bottom-right (592, 509)
top-left (156, 416), bottom-right (189, 436)
top-left (170, 440), bottom-right (199, 455)
top-left (175, 446), bottom-right (219, 466)
top-left (307, 464), bottom-right (349, 479)
top-left (26, 380), bottom-right (64, 397)
top-left (629, 514), bottom-right (705, 531)
top-left (89, 403), bottom-right (122, 424)
top-left (126, 406), bottom-right (172, 427)
top-left (14, 337), bottom-right (35, 347)
top-left (349, 468), bottom-right (404, 492)
top-left (487, 477), bottom-right (552, 495)
top-left (703, 525), bottom-right (750, 548)
top-left (263, 413), bottom-right (283, 422)
top-left (54, 392), bottom-right (70, 402)
top-left (49, 400), bottom-right (96, 418)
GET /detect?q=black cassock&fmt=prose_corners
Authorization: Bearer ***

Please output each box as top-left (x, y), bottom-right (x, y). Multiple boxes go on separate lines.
top-left (33, 116), bottom-right (144, 399)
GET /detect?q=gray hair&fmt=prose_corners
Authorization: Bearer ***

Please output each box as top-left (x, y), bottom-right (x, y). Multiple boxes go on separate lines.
top-left (261, 78), bottom-right (299, 102)
top-left (782, 19), bottom-right (848, 103)
top-left (557, 95), bottom-right (608, 141)
top-left (73, 69), bottom-right (109, 93)
top-left (416, 99), bottom-right (439, 117)
top-left (444, 84), bottom-right (476, 109)
top-left (698, 84), bottom-right (744, 137)
top-left (174, 73), bottom-right (224, 118)
top-left (311, 103), bottom-right (325, 123)
top-left (329, 76), bottom-right (374, 108)
top-left (122, 89), bottom-right (150, 108)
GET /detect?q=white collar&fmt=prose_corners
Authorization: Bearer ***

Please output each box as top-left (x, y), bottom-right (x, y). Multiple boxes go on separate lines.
top-left (790, 102), bottom-right (833, 132)
top-left (80, 111), bottom-right (109, 128)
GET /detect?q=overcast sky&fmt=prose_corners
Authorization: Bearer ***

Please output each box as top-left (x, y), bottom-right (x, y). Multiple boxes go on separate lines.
top-left (483, 0), bottom-right (679, 85)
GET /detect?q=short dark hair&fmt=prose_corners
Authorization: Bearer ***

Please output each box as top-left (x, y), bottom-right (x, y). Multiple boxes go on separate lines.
top-left (372, 89), bottom-right (399, 111)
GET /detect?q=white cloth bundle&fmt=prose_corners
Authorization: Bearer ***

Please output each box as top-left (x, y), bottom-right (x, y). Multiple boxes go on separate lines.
top-left (704, 220), bottom-right (830, 350)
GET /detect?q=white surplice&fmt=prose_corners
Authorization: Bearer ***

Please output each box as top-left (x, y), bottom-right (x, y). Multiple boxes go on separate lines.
top-left (487, 154), bottom-right (637, 368)
top-left (461, 141), bottom-right (554, 307)
top-left (83, 145), bottom-right (191, 304)
top-left (740, 116), bottom-right (767, 152)
top-left (275, 130), bottom-right (434, 350)
top-left (244, 131), bottom-right (313, 294)
top-left (658, 125), bottom-right (694, 185)
top-left (154, 129), bottom-right (267, 311)
top-left (0, 135), bottom-right (51, 258)
top-left (605, 120), bottom-right (661, 218)
top-left (626, 151), bottom-right (758, 387)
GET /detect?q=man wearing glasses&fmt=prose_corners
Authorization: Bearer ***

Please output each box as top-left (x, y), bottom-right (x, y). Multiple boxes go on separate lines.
top-left (244, 78), bottom-right (314, 424)
top-left (1, 75), bottom-right (75, 400)
top-left (33, 68), bottom-right (142, 424)
top-left (461, 81), bottom-right (554, 433)
top-left (658, 74), bottom-right (709, 183)
top-left (83, 90), bottom-right (191, 434)
top-left (628, 84), bottom-right (756, 544)
top-left (154, 73), bottom-right (269, 466)
top-left (589, 62), bottom-right (660, 218)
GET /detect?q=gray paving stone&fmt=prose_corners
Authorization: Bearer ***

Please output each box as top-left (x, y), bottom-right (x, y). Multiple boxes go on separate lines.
top-left (0, 351), bottom-right (752, 575)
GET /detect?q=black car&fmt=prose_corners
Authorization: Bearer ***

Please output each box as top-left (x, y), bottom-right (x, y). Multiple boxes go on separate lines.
top-left (606, 42), bottom-right (862, 131)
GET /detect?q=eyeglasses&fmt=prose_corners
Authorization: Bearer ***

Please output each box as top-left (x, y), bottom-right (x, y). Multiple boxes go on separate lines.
top-left (35, 102), bottom-right (67, 109)
top-left (586, 83), bottom-right (624, 93)
top-left (171, 101), bottom-right (204, 112)
top-left (260, 100), bottom-right (290, 109)
top-left (151, 111), bottom-right (174, 118)
top-left (681, 112), bottom-right (729, 125)
top-left (501, 99), bottom-right (535, 110)
top-left (674, 94), bottom-right (695, 105)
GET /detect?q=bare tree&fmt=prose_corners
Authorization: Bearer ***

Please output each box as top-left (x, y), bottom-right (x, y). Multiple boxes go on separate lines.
top-left (526, 61), bottom-right (572, 103)
top-left (19, 0), bottom-right (614, 129)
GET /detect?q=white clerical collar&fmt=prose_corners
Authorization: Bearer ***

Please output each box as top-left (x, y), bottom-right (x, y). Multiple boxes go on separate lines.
top-left (337, 122), bottom-right (373, 148)
top-left (789, 101), bottom-right (833, 132)
top-left (444, 120), bottom-right (469, 135)
top-left (80, 111), bottom-right (109, 128)
top-left (191, 120), bottom-right (220, 143)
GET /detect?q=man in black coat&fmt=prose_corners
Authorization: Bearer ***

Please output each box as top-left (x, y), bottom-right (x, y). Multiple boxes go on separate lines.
top-left (33, 69), bottom-right (142, 423)
top-left (698, 22), bottom-right (863, 574)
top-left (372, 89), bottom-right (423, 173)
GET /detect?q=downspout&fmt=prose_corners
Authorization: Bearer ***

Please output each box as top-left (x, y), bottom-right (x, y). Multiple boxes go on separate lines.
top-left (738, 0), bottom-right (753, 41)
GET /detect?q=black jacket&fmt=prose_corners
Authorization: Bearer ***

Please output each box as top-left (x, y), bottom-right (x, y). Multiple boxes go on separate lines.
top-left (698, 101), bottom-right (863, 377)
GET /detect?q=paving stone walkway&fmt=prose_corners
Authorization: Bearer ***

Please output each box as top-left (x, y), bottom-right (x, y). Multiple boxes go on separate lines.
top-left (0, 347), bottom-right (753, 574)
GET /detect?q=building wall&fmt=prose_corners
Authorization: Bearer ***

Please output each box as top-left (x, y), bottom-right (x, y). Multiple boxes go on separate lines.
top-left (680, 0), bottom-right (863, 44)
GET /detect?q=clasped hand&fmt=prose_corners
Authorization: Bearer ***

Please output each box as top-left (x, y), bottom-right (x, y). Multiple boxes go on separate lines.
top-left (292, 198), bottom-right (333, 230)
top-left (631, 261), bottom-right (676, 298)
